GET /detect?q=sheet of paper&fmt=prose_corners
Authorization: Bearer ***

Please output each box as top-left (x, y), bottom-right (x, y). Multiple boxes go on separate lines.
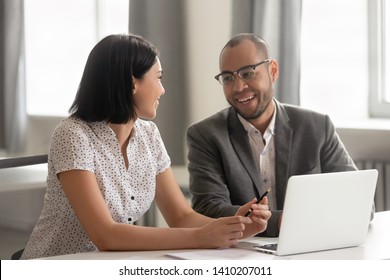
top-left (165, 241), bottom-right (288, 260)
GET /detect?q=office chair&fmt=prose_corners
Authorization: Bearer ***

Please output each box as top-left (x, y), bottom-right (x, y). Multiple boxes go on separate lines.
top-left (11, 249), bottom-right (25, 260)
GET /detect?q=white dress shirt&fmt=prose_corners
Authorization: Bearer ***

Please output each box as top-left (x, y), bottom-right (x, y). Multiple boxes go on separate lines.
top-left (238, 111), bottom-right (276, 210)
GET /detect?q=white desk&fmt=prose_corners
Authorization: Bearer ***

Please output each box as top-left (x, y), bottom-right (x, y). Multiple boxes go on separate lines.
top-left (43, 210), bottom-right (390, 260)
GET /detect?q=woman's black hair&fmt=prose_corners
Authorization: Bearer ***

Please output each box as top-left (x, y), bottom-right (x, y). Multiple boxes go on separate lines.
top-left (69, 34), bottom-right (159, 123)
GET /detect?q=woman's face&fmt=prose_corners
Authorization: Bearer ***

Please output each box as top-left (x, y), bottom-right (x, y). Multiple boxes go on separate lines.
top-left (133, 57), bottom-right (165, 120)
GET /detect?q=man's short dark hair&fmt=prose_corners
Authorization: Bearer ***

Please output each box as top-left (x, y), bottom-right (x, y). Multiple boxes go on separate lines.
top-left (221, 33), bottom-right (270, 58)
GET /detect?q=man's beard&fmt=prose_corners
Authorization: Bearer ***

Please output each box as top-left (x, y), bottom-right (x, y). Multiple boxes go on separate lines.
top-left (232, 90), bottom-right (273, 120)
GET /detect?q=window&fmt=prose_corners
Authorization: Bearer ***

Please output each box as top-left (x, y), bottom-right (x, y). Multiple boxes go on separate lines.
top-left (368, 0), bottom-right (390, 117)
top-left (386, 0), bottom-right (390, 103)
top-left (301, 0), bottom-right (390, 121)
top-left (24, 0), bottom-right (129, 116)
top-left (300, 0), bottom-right (369, 123)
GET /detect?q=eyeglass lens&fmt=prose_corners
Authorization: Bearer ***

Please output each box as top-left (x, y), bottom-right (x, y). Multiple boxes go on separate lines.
top-left (218, 67), bottom-right (256, 86)
top-left (216, 59), bottom-right (269, 86)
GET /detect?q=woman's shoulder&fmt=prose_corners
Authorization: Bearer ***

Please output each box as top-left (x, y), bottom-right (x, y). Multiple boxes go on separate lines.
top-left (134, 119), bottom-right (159, 133)
top-left (54, 116), bottom-right (94, 134)
top-left (50, 117), bottom-right (98, 145)
top-left (57, 116), bottom-right (87, 127)
top-left (134, 119), bottom-right (166, 146)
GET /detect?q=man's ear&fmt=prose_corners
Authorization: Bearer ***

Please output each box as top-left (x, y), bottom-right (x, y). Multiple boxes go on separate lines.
top-left (270, 60), bottom-right (279, 82)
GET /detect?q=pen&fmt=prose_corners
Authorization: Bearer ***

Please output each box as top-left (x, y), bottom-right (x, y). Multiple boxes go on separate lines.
top-left (244, 188), bottom-right (271, 217)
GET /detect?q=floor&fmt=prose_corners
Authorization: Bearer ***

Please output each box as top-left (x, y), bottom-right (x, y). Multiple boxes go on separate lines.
top-left (0, 227), bottom-right (30, 260)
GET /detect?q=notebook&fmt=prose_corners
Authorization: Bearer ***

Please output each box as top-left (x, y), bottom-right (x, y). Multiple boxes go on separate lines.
top-left (254, 169), bottom-right (378, 256)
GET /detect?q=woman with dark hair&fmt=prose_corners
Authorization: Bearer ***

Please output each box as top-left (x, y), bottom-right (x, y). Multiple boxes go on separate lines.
top-left (21, 34), bottom-right (271, 259)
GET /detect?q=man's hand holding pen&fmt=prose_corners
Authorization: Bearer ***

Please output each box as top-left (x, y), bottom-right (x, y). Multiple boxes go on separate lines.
top-left (236, 190), bottom-right (272, 238)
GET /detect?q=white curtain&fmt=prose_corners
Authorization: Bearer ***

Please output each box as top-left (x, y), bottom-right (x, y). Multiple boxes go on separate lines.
top-left (0, 0), bottom-right (27, 154)
top-left (128, 0), bottom-right (187, 165)
top-left (232, 0), bottom-right (302, 105)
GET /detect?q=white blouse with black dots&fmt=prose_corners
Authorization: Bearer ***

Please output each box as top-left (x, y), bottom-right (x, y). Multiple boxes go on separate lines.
top-left (21, 116), bottom-right (171, 259)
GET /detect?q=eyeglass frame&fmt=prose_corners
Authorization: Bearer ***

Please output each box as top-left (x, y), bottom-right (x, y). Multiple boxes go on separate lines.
top-left (214, 59), bottom-right (271, 86)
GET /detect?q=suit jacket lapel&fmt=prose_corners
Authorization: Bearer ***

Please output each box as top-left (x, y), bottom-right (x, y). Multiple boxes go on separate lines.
top-left (274, 100), bottom-right (293, 208)
top-left (228, 108), bottom-right (263, 197)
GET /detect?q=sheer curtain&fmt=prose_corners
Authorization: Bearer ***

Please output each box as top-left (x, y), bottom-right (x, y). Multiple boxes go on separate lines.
top-left (232, 0), bottom-right (302, 105)
top-left (0, 0), bottom-right (27, 154)
top-left (128, 0), bottom-right (187, 165)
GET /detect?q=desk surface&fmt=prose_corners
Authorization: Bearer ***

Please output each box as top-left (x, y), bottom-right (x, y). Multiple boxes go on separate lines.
top-left (42, 211), bottom-right (390, 260)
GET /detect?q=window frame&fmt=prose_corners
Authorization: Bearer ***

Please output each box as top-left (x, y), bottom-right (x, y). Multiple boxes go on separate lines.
top-left (368, 0), bottom-right (390, 118)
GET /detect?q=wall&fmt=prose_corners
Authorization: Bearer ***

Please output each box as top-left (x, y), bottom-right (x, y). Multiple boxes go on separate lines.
top-left (185, 0), bottom-right (231, 124)
top-left (337, 126), bottom-right (390, 162)
top-left (25, 116), bottom-right (63, 155)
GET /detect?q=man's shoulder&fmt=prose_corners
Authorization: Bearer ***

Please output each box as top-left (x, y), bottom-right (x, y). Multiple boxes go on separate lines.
top-left (279, 102), bottom-right (328, 122)
top-left (276, 102), bottom-right (334, 136)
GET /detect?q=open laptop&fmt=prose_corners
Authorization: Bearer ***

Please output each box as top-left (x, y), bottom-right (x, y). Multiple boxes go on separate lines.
top-left (254, 169), bottom-right (378, 256)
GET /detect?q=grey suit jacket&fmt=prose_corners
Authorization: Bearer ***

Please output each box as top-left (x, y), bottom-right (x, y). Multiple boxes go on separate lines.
top-left (186, 99), bottom-right (358, 237)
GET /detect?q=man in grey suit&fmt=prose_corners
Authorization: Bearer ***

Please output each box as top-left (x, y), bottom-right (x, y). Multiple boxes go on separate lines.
top-left (186, 33), bottom-right (358, 237)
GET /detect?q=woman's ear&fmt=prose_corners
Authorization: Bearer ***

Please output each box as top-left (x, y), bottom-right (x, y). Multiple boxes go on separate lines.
top-left (132, 77), bottom-right (137, 94)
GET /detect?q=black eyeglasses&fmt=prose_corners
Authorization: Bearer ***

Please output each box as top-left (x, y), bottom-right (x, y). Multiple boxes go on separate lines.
top-left (214, 59), bottom-right (270, 86)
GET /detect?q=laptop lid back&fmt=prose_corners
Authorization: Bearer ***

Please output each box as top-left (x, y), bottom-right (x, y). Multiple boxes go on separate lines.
top-left (276, 169), bottom-right (378, 256)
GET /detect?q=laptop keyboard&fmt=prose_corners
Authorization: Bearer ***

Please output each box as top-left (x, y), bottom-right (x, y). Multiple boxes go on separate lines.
top-left (259, 243), bottom-right (278, 250)
top-left (254, 243), bottom-right (278, 254)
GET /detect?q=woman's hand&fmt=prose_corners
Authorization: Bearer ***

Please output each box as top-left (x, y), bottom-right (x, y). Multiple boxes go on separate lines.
top-left (236, 197), bottom-right (272, 238)
top-left (194, 216), bottom-right (252, 249)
